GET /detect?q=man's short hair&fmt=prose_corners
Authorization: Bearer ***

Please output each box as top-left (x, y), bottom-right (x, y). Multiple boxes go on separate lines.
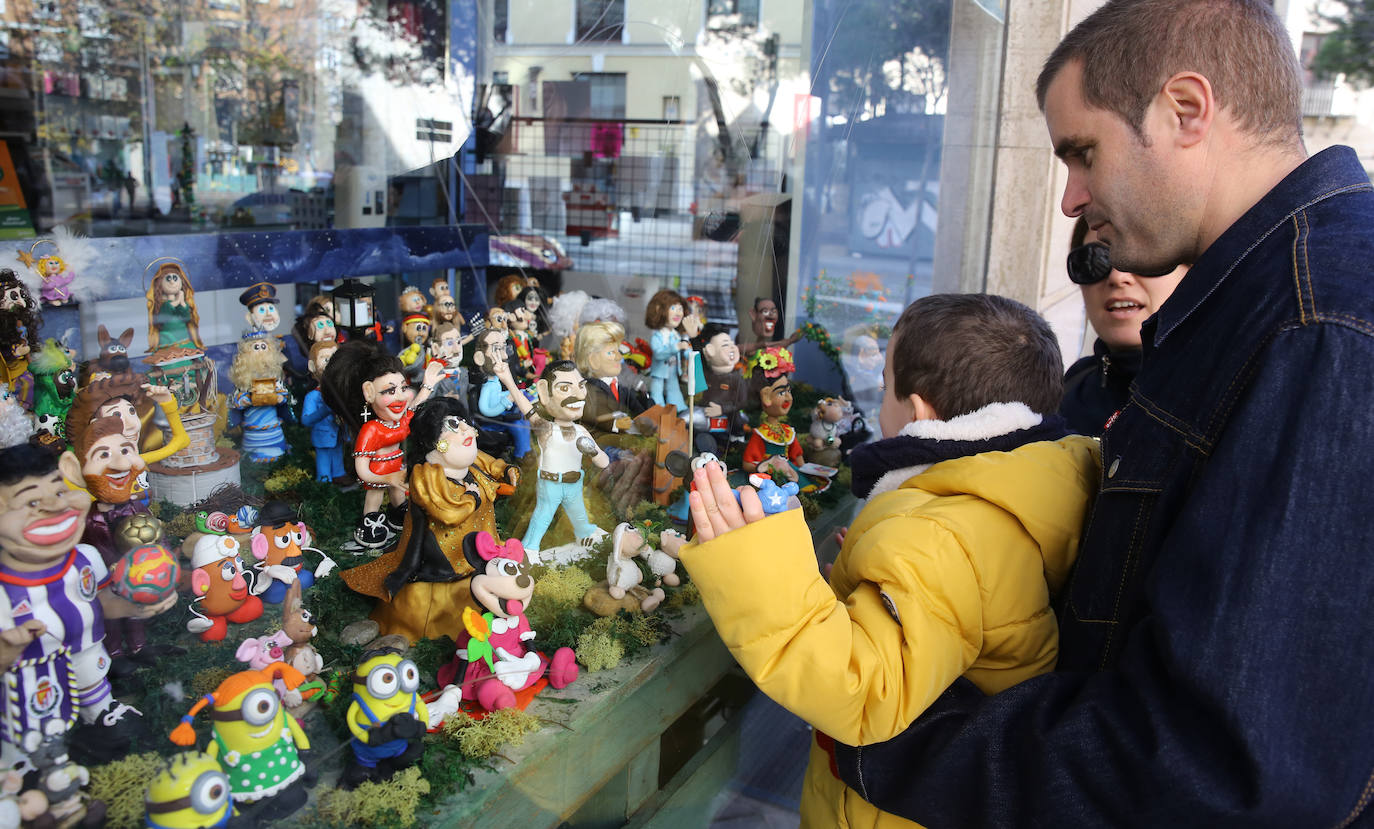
top-left (890, 294), bottom-right (1064, 418)
top-left (539, 359), bottom-right (578, 385)
top-left (77, 415), bottom-right (127, 462)
top-left (0, 443), bottom-right (60, 487)
top-left (1036, 0), bottom-right (1301, 146)
top-left (692, 322), bottom-right (731, 352)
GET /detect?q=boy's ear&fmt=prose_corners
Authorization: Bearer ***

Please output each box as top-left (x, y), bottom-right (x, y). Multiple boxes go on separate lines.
top-left (908, 393), bottom-right (940, 423)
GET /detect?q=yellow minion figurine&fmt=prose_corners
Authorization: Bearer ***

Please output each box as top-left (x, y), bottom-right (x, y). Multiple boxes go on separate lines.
top-left (343, 648), bottom-right (429, 788)
top-left (169, 663), bottom-right (311, 816)
top-left (144, 752), bottom-right (234, 829)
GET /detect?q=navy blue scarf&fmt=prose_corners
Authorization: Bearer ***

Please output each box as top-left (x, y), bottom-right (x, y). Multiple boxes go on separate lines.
top-left (850, 415), bottom-right (1072, 499)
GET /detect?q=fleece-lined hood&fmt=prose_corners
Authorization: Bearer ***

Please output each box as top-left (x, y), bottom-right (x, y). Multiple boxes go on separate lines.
top-left (855, 402), bottom-right (1100, 594)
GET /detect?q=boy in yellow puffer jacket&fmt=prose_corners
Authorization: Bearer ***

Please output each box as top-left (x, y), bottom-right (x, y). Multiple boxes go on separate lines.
top-left (677, 294), bottom-right (1100, 829)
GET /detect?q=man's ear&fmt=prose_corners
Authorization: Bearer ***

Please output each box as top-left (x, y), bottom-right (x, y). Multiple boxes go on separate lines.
top-left (1158, 71), bottom-right (1214, 149)
top-left (58, 450), bottom-right (84, 487)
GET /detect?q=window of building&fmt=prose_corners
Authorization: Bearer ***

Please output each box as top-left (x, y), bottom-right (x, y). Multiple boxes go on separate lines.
top-left (576, 0), bottom-right (624, 42)
top-left (708, 0), bottom-right (760, 28)
top-left (571, 72), bottom-right (627, 118)
top-left (494, 0), bottom-right (508, 43)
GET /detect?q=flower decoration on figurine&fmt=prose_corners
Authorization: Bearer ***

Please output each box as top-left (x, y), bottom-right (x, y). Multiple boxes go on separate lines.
top-left (461, 607), bottom-right (497, 672)
top-left (744, 345), bottom-right (795, 380)
top-left (185, 534), bottom-right (265, 642)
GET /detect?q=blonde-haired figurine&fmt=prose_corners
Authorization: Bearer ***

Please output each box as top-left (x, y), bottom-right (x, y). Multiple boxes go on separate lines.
top-left (145, 261), bottom-right (203, 352)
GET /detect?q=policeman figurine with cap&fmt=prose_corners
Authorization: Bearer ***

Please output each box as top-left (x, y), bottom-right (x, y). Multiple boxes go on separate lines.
top-left (239, 282), bottom-right (281, 335)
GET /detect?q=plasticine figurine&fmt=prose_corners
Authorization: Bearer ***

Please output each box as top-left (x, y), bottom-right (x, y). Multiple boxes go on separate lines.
top-left (227, 332), bottom-right (291, 462)
top-left (35, 253), bottom-right (75, 306)
top-left (806, 396), bottom-right (854, 468)
top-left (605, 523), bottom-right (666, 612)
top-left (294, 303), bottom-right (337, 351)
top-left (468, 328), bottom-right (531, 459)
top-left (300, 341), bottom-right (344, 482)
top-left (145, 260), bottom-right (204, 351)
top-left (492, 358), bottom-right (610, 559)
top-left (0, 316), bottom-right (34, 410)
top-left (431, 293), bottom-right (459, 327)
top-left (247, 501), bottom-right (336, 605)
top-left (425, 322), bottom-right (470, 402)
top-left (737, 296), bottom-right (803, 360)
top-left (28, 340), bottom-right (76, 444)
top-left (238, 282), bottom-right (282, 334)
top-left (66, 373), bottom-right (191, 484)
top-left (690, 323), bottom-right (747, 455)
top-left (435, 532), bottom-right (579, 711)
top-left (397, 286), bottom-right (427, 317)
top-left (575, 320), bottom-right (649, 440)
top-left (343, 398), bottom-right (518, 642)
top-left (23, 721), bottom-right (106, 828)
top-left (93, 325), bottom-right (135, 377)
top-left (144, 752), bottom-right (235, 829)
top-left (741, 346), bottom-right (832, 493)
top-left (502, 300), bottom-right (538, 379)
top-left (0, 268), bottom-right (39, 318)
top-left (185, 534), bottom-right (264, 642)
top-left (278, 581), bottom-right (324, 706)
top-left (645, 289), bottom-right (689, 413)
top-left (397, 313), bottom-right (431, 374)
top-left (75, 415), bottom-right (153, 568)
top-left (0, 383), bottom-right (34, 445)
top-left (320, 341), bottom-right (447, 551)
top-left (342, 648), bottom-right (429, 788)
top-left (168, 663), bottom-right (312, 816)
top-left (234, 630), bottom-right (292, 673)
top-left (0, 442), bottom-right (173, 770)
top-left (753, 476), bottom-right (802, 515)
top-left (517, 286), bottom-right (548, 341)
top-left (429, 276), bottom-right (451, 302)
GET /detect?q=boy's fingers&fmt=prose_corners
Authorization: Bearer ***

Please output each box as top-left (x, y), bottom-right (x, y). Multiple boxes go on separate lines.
top-left (688, 489), bottom-right (716, 541)
top-left (739, 486), bottom-right (766, 523)
top-left (706, 464), bottom-right (745, 529)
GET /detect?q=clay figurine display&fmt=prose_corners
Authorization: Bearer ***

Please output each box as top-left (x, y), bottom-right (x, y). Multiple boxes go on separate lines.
top-left (435, 532), bottom-right (579, 712)
top-left (320, 341), bottom-right (447, 551)
top-left (575, 320), bottom-right (648, 441)
top-left (469, 328), bottom-right (531, 459)
top-left (600, 523), bottom-right (667, 613)
top-left (397, 313), bottom-right (431, 374)
top-left (0, 383), bottom-right (34, 445)
top-left (185, 534), bottom-right (264, 642)
top-left (737, 296), bottom-right (802, 360)
top-left (20, 722), bottom-right (106, 827)
top-left (65, 373), bottom-right (191, 483)
top-left (431, 294), bottom-right (459, 327)
top-left (169, 663), bottom-right (313, 817)
top-left (645, 289), bottom-right (689, 413)
top-left (227, 332), bottom-right (292, 462)
top-left (343, 398), bottom-right (518, 642)
top-left (145, 260), bottom-right (204, 352)
top-left (425, 322), bottom-right (469, 402)
top-left (502, 301), bottom-right (539, 379)
top-left (238, 282), bottom-right (282, 335)
top-left (342, 648), bottom-right (429, 788)
top-left (397, 286), bottom-right (427, 316)
top-left (492, 358), bottom-right (609, 559)
top-left (740, 346), bottom-right (833, 493)
top-left (0, 442), bottom-right (173, 769)
top-left (690, 323), bottom-right (747, 455)
top-left (144, 752), bottom-right (235, 829)
top-left (300, 341), bottom-right (344, 482)
top-left (93, 325), bottom-right (135, 378)
top-left (806, 396), bottom-right (855, 468)
top-left (0, 315), bottom-right (35, 409)
top-left (247, 501), bottom-right (335, 605)
top-left (28, 339), bottom-right (77, 443)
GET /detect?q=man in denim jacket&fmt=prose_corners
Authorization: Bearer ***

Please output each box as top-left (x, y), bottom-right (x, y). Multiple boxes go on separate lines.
top-left (831, 1), bottom-right (1374, 826)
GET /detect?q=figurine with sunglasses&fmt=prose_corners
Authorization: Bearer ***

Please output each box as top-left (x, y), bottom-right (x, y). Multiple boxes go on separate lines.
top-left (1060, 217), bottom-right (1187, 436)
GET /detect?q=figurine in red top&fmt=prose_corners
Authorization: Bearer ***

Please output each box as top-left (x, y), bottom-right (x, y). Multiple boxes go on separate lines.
top-left (320, 341), bottom-right (446, 551)
top-left (740, 346), bottom-right (832, 493)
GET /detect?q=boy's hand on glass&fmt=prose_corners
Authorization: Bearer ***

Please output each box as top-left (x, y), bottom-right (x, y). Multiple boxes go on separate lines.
top-left (689, 462), bottom-right (765, 542)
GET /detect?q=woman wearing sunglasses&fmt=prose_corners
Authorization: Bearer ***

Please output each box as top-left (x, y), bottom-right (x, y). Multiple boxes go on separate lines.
top-left (1060, 216), bottom-right (1187, 435)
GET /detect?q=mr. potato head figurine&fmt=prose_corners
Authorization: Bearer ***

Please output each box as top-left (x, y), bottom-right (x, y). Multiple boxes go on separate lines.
top-left (0, 441), bottom-right (175, 769)
top-left (185, 535), bottom-right (263, 643)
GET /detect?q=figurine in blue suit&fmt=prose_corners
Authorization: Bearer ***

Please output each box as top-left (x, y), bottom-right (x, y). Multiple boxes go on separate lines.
top-left (301, 340), bottom-right (345, 481)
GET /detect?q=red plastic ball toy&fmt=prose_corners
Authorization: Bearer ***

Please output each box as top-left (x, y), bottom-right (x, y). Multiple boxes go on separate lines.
top-left (111, 544), bottom-right (181, 604)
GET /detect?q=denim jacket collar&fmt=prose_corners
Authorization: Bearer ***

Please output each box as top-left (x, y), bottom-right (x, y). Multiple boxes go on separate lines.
top-left (1150, 146), bottom-right (1374, 346)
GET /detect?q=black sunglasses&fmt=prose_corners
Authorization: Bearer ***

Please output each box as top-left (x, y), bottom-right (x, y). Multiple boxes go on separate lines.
top-left (1066, 241), bottom-right (1112, 285)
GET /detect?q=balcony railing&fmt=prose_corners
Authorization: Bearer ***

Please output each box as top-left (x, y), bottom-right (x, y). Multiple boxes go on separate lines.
top-left (1303, 81), bottom-right (1337, 117)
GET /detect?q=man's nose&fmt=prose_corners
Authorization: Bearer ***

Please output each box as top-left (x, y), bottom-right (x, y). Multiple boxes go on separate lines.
top-left (1061, 170), bottom-right (1090, 219)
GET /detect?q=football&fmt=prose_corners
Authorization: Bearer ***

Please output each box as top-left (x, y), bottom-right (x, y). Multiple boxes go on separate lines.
top-left (110, 544), bottom-right (181, 604)
top-left (114, 513), bottom-right (163, 553)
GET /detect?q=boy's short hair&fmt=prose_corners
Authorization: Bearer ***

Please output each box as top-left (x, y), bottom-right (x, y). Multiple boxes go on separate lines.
top-left (890, 294), bottom-right (1064, 418)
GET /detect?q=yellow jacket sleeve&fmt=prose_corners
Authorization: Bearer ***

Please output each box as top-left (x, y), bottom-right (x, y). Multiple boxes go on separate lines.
top-left (680, 509), bottom-right (984, 745)
top-left (140, 398), bottom-right (191, 466)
